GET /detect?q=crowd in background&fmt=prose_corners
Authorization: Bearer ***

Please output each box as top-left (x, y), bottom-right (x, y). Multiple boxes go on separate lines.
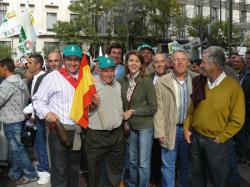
top-left (0, 43), bottom-right (249, 187)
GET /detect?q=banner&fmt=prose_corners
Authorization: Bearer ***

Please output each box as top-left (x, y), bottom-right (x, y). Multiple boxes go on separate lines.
top-left (182, 38), bottom-right (201, 53)
top-left (16, 1), bottom-right (37, 59)
top-left (168, 38), bottom-right (201, 54)
top-left (0, 5), bottom-right (20, 38)
top-left (168, 40), bottom-right (184, 54)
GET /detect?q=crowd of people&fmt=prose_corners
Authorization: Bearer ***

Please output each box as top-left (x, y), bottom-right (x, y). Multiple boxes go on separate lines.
top-left (0, 43), bottom-right (249, 187)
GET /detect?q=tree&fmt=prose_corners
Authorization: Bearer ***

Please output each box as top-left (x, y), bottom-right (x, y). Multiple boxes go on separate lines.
top-left (187, 16), bottom-right (210, 43)
top-left (53, 0), bottom-right (121, 45)
top-left (0, 45), bottom-right (11, 59)
top-left (188, 16), bottom-right (242, 49)
top-left (53, 0), bottom-right (181, 51)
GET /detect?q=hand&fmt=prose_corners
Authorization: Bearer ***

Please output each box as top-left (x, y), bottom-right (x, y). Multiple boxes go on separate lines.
top-left (158, 137), bottom-right (166, 144)
top-left (123, 109), bottom-right (134, 120)
top-left (213, 137), bottom-right (221, 144)
top-left (45, 112), bottom-right (59, 124)
top-left (92, 94), bottom-right (100, 106)
top-left (183, 129), bottom-right (192, 144)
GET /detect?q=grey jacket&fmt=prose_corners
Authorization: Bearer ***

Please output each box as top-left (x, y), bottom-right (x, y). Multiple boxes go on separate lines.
top-left (0, 74), bottom-right (29, 124)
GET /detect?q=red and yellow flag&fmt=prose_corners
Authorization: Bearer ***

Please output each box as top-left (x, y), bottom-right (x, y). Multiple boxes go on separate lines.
top-left (70, 54), bottom-right (96, 128)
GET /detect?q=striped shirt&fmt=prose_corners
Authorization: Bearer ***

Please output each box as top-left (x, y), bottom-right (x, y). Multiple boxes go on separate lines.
top-left (172, 73), bottom-right (189, 124)
top-left (32, 70), bottom-right (76, 125)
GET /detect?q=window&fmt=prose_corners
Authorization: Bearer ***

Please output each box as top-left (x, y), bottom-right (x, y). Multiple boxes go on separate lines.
top-left (211, 7), bottom-right (218, 20)
top-left (114, 15), bottom-right (124, 34)
top-left (240, 11), bottom-right (247, 23)
top-left (0, 9), bottom-right (6, 23)
top-left (181, 4), bottom-right (186, 16)
top-left (43, 42), bottom-right (59, 59)
top-left (70, 0), bottom-right (77, 3)
top-left (194, 5), bottom-right (202, 16)
top-left (0, 41), bottom-right (11, 58)
top-left (0, 41), bottom-right (11, 49)
top-left (70, 14), bottom-right (78, 22)
top-left (46, 13), bottom-right (57, 31)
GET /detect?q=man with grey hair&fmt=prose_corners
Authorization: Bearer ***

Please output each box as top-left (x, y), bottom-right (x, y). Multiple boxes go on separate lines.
top-left (150, 53), bottom-right (170, 84)
top-left (154, 49), bottom-right (197, 187)
top-left (183, 46), bottom-right (245, 187)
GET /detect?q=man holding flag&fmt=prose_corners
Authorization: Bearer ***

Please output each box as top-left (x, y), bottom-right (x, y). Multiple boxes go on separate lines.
top-left (33, 44), bottom-right (95, 187)
top-left (85, 56), bottom-right (125, 187)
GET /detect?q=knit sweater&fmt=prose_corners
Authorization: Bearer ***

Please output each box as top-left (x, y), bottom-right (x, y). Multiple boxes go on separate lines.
top-left (0, 74), bottom-right (29, 124)
top-left (183, 76), bottom-right (245, 143)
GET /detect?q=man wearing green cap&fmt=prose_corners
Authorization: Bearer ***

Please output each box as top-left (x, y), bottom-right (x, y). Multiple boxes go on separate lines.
top-left (138, 43), bottom-right (155, 75)
top-left (33, 44), bottom-right (83, 187)
top-left (85, 57), bottom-right (125, 187)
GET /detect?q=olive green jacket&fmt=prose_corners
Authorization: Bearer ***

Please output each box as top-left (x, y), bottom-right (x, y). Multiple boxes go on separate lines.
top-left (119, 73), bottom-right (157, 129)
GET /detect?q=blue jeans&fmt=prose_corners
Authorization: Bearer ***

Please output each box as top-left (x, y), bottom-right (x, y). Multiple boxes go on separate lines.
top-left (161, 126), bottom-right (190, 187)
top-left (128, 128), bottom-right (153, 187)
top-left (4, 122), bottom-right (38, 180)
top-left (35, 117), bottom-right (49, 172)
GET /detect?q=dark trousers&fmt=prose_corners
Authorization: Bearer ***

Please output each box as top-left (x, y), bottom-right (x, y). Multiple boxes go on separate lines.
top-left (85, 126), bottom-right (125, 187)
top-left (49, 130), bottom-right (81, 187)
top-left (149, 138), bottom-right (162, 184)
top-left (234, 122), bottom-right (248, 161)
top-left (189, 131), bottom-right (229, 187)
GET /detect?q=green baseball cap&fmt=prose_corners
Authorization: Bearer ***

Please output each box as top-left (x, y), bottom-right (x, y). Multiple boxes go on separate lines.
top-left (63, 44), bottom-right (82, 58)
top-left (98, 57), bottom-right (116, 69)
top-left (137, 43), bottom-right (153, 53)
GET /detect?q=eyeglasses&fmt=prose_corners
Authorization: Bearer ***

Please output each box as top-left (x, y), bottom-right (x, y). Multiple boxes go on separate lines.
top-left (172, 58), bottom-right (188, 63)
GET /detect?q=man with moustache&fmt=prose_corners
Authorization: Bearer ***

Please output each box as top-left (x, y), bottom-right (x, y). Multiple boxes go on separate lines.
top-left (183, 46), bottom-right (245, 187)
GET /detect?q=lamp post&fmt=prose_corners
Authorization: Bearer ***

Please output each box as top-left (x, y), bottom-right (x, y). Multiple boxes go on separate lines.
top-left (218, 28), bottom-right (224, 47)
top-left (229, 0), bottom-right (233, 56)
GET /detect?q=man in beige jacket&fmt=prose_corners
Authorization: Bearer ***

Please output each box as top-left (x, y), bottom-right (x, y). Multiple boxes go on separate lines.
top-left (154, 50), bottom-right (197, 187)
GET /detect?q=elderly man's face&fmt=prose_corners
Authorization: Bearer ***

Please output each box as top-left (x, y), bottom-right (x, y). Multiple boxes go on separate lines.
top-left (152, 54), bottom-right (168, 76)
top-left (171, 52), bottom-right (189, 76)
top-left (99, 67), bottom-right (115, 85)
top-left (231, 55), bottom-right (244, 71)
top-left (200, 52), bottom-right (215, 77)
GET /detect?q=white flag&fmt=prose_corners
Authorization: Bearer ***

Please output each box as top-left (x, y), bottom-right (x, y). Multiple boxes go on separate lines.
top-left (16, 1), bottom-right (37, 59)
top-left (16, 26), bottom-right (34, 59)
top-left (0, 5), bottom-right (20, 38)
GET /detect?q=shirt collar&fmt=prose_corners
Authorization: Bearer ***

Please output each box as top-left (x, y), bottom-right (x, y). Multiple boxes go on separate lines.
top-left (207, 71), bottom-right (226, 89)
top-left (33, 70), bottom-right (45, 80)
top-left (127, 71), bottom-right (140, 80)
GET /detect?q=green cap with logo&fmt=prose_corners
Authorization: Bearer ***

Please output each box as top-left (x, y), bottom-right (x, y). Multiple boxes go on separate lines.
top-left (98, 57), bottom-right (116, 69)
top-left (63, 44), bottom-right (82, 58)
top-left (137, 43), bottom-right (154, 53)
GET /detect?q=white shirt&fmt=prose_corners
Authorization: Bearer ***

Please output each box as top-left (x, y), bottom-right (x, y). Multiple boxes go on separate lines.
top-left (207, 72), bottom-right (226, 89)
top-left (32, 70), bottom-right (76, 125)
top-left (31, 70), bottom-right (45, 96)
top-left (153, 73), bottom-right (159, 85)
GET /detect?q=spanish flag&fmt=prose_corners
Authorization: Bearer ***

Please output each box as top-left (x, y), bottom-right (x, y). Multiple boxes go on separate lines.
top-left (70, 54), bottom-right (96, 128)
